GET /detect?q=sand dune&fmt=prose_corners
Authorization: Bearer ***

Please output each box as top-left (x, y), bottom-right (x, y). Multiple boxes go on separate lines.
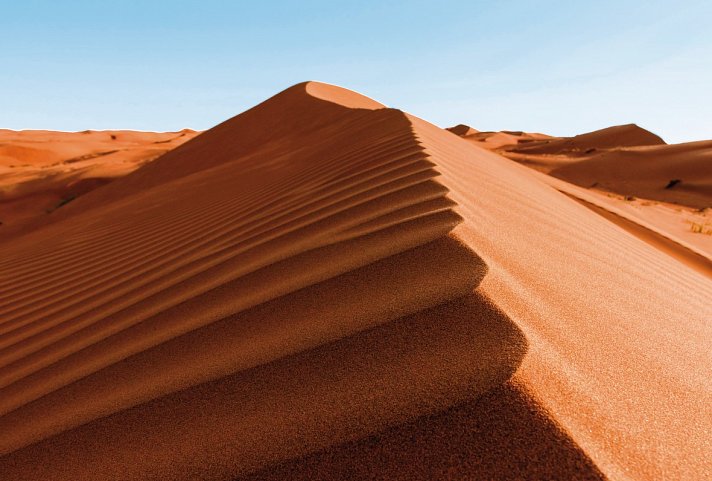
top-left (447, 124), bottom-right (553, 150)
top-left (549, 140), bottom-right (712, 208)
top-left (450, 123), bottom-right (666, 174)
top-left (0, 82), bottom-right (710, 480)
top-left (0, 129), bottom-right (198, 233)
top-left (458, 121), bottom-right (710, 209)
top-left (510, 123), bottom-right (665, 156)
top-left (528, 170), bottom-right (712, 277)
top-left (449, 122), bottom-right (712, 255)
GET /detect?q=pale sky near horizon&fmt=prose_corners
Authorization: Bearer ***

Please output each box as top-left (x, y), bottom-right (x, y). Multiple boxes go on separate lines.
top-left (1, 0), bottom-right (710, 143)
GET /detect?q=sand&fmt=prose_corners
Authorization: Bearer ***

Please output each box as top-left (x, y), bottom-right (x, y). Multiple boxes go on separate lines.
top-left (510, 123), bottom-right (665, 155)
top-left (449, 122), bottom-right (712, 264)
top-left (0, 129), bottom-right (198, 234)
top-left (463, 123), bottom-right (710, 209)
top-left (0, 82), bottom-right (710, 481)
top-left (549, 140), bottom-right (712, 208)
top-left (447, 124), bottom-right (553, 151)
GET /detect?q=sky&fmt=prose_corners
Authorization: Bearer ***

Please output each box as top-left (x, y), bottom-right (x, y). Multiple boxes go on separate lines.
top-left (1, 0), bottom-right (711, 143)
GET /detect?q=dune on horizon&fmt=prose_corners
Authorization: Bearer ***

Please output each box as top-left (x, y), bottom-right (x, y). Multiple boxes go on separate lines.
top-left (0, 82), bottom-right (710, 481)
top-left (448, 121), bottom-right (712, 263)
top-left (0, 128), bottom-right (199, 235)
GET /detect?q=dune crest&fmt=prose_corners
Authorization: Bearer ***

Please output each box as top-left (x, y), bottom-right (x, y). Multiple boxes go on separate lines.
top-left (0, 82), bottom-right (529, 480)
top-left (0, 82), bottom-right (710, 481)
top-left (304, 81), bottom-right (386, 109)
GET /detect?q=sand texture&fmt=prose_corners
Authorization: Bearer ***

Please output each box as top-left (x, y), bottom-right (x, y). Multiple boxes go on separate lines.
top-left (449, 122), bottom-right (712, 266)
top-left (0, 82), bottom-right (710, 480)
top-left (0, 129), bottom-right (199, 234)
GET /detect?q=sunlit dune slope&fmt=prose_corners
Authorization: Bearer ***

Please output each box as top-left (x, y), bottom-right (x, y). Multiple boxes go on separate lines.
top-left (392, 115), bottom-right (711, 481)
top-left (0, 82), bottom-right (710, 481)
top-left (447, 122), bottom-right (712, 249)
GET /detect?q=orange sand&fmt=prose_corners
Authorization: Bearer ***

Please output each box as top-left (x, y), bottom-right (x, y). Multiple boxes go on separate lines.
top-left (549, 140), bottom-right (712, 208)
top-left (449, 122), bottom-right (712, 266)
top-left (0, 83), bottom-right (710, 481)
top-left (0, 129), bottom-right (198, 233)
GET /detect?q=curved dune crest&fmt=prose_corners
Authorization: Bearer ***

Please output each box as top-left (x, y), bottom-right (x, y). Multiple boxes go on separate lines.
top-left (446, 124), bottom-right (479, 136)
top-left (304, 81), bottom-right (386, 109)
top-left (0, 82), bottom-right (710, 481)
top-left (0, 82), bottom-right (527, 480)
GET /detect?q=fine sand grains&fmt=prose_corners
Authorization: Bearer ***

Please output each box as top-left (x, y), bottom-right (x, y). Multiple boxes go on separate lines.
top-left (0, 82), bottom-right (710, 481)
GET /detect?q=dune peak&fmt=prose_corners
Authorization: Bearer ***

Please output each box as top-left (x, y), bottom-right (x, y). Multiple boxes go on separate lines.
top-left (1, 81), bottom-right (710, 481)
top-left (303, 81), bottom-right (386, 110)
top-left (447, 124), bottom-right (479, 136)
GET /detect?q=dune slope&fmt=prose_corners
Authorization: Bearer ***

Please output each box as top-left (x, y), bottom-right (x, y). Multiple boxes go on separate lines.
top-left (410, 115), bottom-right (712, 480)
top-left (511, 123), bottom-right (665, 155)
top-left (448, 122), bottom-right (712, 250)
top-left (0, 129), bottom-right (198, 233)
top-left (0, 82), bottom-right (527, 480)
top-left (0, 82), bottom-right (710, 481)
top-left (549, 140), bottom-right (712, 208)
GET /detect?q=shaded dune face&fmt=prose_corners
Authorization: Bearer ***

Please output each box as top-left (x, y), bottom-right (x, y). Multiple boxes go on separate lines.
top-left (0, 292), bottom-right (527, 481)
top-left (240, 380), bottom-right (606, 481)
top-left (0, 82), bottom-right (528, 480)
top-left (0, 129), bottom-right (198, 233)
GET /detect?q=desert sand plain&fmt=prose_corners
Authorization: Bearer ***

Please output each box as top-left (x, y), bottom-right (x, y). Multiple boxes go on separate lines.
top-left (0, 82), bottom-right (710, 480)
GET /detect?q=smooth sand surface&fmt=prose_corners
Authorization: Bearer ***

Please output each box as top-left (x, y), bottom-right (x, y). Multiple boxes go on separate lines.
top-left (549, 140), bottom-right (712, 208)
top-left (455, 123), bottom-right (666, 175)
top-left (412, 115), bottom-right (711, 480)
top-left (538, 173), bottom-right (712, 277)
top-left (449, 122), bottom-right (712, 260)
top-left (0, 82), bottom-right (710, 480)
top-left (468, 123), bottom-right (709, 208)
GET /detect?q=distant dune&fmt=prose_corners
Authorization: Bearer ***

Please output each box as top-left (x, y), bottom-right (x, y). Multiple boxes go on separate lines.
top-left (549, 140), bottom-right (712, 208)
top-left (510, 123), bottom-right (665, 155)
top-left (0, 83), bottom-right (710, 481)
top-left (447, 124), bottom-right (553, 150)
top-left (449, 121), bottom-right (712, 257)
top-left (0, 129), bottom-right (199, 233)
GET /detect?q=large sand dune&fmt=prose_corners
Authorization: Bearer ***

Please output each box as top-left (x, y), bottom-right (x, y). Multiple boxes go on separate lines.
top-left (0, 82), bottom-right (710, 480)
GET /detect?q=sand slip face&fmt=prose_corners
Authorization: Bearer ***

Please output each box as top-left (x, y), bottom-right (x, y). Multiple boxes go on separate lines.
top-left (0, 82), bottom-right (710, 481)
top-left (0, 82), bottom-right (528, 480)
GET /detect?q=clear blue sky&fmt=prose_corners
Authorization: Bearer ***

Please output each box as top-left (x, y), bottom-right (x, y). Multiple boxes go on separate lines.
top-left (1, 0), bottom-right (710, 143)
